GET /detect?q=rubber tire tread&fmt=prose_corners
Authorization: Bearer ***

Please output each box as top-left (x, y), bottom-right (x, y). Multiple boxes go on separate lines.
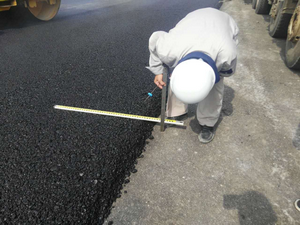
top-left (255, 0), bottom-right (271, 15)
top-left (269, 4), bottom-right (292, 38)
top-left (252, 0), bottom-right (257, 9)
top-left (286, 39), bottom-right (300, 70)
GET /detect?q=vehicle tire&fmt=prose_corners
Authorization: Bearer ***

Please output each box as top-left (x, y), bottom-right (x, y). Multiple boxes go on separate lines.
top-left (269, 1), bottom-right (292, 38)
top-left (27, 0), bottom-right (61, 21)
top-left (255, 0), bottom-right (271, 15)
top-left (285, 8), bottom-right (300, 70)
top-left (252, 0), bottom-right (257, 9)
top-left (286, 39), bottom-right (300, 69)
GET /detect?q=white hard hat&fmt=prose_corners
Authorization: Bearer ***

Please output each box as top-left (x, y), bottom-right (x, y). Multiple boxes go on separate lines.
top-left (170, 59), bottom-right (216, 104)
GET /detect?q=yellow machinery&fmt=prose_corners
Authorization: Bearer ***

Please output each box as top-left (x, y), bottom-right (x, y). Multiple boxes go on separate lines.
top-left (0, 0), bottom-right (61, 21)
top-left (253, 0), bottom-right (300, 70)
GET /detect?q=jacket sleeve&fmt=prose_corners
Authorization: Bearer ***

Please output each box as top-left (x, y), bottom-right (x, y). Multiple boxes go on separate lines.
top-left (230, 16), bottom-right (239, 46)
top-left (218, 16), bottom-right (239, 77)
top-left (219, 57), bottom-right (237, 77)
top-left (146, 32), bottom-right (165, 75)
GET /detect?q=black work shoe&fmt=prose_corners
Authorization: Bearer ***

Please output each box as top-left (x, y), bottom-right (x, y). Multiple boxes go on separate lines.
top-left (198, 125), bottom-right (214, 144)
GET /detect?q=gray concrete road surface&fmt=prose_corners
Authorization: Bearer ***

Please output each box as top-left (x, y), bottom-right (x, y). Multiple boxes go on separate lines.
top-left (105, 0), bottom-right (300, 224)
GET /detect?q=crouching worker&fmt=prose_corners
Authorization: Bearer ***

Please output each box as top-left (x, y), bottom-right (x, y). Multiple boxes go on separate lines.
top-left (146, 7), bottom-right (239, 144)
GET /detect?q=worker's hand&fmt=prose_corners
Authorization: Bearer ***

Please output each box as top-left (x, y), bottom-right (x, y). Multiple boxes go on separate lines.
top-left (154, 74), bottom-right (166, 89)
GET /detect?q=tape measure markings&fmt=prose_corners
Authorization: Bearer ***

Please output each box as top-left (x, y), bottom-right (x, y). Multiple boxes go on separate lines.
top-left (54, 105), bottom-right (184, 126)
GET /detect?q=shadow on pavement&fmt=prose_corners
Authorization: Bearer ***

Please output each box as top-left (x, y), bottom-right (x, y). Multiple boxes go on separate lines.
top-left (293, 123), bottom-right (300, 150)
top-left (189, 85), bottom-right (235, 134)
top-left (223, 191), bottom-right (278, 225)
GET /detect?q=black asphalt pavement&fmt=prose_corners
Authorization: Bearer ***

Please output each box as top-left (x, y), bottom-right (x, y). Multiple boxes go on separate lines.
top-left (1, 0), bottom-right (220, 224)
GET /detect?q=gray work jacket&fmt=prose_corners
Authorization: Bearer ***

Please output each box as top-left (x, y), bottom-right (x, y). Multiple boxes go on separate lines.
top-left (146, 7), bottom-right (239, 77)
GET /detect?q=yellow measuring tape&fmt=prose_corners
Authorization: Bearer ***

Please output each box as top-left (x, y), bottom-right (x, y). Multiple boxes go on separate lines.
top-left (54, 105), bottom-right (185, 126)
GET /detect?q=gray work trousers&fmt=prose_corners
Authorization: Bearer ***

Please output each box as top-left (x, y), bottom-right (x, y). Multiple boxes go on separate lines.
top-left (165, 77), bottom-right (224, 127)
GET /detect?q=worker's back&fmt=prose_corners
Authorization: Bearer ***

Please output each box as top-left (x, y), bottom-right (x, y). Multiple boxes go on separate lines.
top-left (153, 8), bottom-right (238, 70)
top-left (170, 8), bottom-right (237, 40)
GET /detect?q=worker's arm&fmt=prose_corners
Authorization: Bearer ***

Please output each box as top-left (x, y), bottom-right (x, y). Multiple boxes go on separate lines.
top-left (229, 15), bottom-right (239, 46)
top-left (146, 31), bottom-right (166, 76)
top-left (217, 38), bottom-right (238, 77)
top-left (218, 15), bottom-right (239, 77)
top-left (146, 31), bottom-right (169, 89)
top-left (219, 57), bottom-right (237, 77)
